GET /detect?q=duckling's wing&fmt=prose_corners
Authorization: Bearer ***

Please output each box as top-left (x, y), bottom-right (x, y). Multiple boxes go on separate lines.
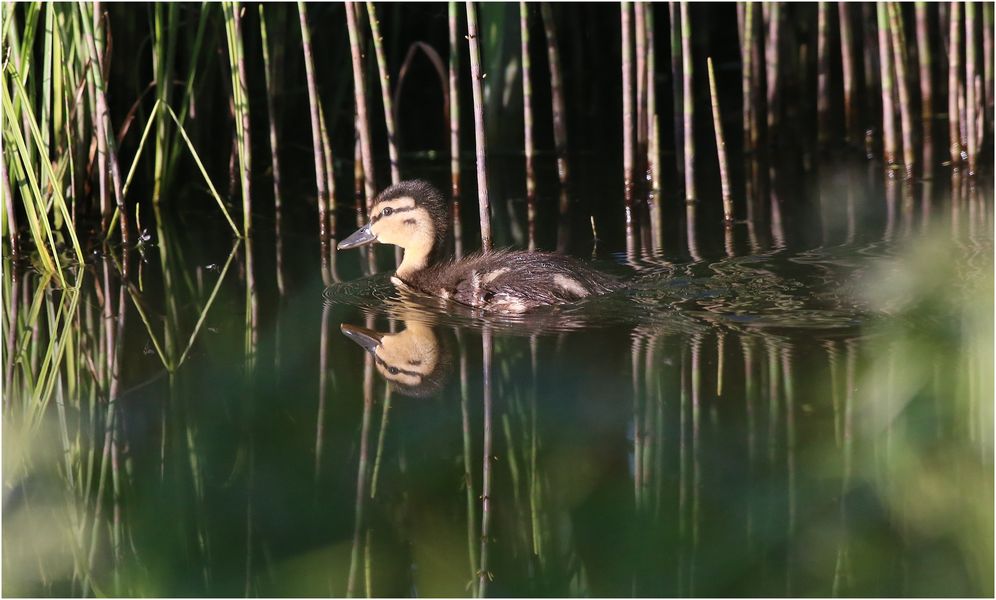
top-left (447, 250), bottom-right (619, 311)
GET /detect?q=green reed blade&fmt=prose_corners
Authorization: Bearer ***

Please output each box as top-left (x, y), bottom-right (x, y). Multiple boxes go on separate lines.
top-left (6, 62), bottom-right (84, 265)
top-left (176, 241), bottom-right (239, 367)
top-left (41, 4), bottom-right (53, 195)
top-left (161, 103), bottom-right (241, 237)
top-left (4, 142), bottom-right (56, 273)
top-left (167, 3), bottom-right (211, 183)
top-left (2, 78), bottom-right (63, 280)
top-left (123, 283), bottom-right (170, 370)
top-left (104, 99), bottom-right (161, 241)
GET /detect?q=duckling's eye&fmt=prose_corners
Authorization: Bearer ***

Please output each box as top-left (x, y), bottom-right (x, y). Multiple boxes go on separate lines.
top-left (389, 366), bottom-right (399, 375)
top-left (381, 207), bottom-right (394, 218)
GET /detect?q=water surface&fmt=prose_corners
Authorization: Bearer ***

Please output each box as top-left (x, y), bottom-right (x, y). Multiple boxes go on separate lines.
top-left (3, 163), bottom-right (993, 597)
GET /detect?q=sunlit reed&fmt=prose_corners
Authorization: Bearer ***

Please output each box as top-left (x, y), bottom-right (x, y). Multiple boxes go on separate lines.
top-left (707, 58), bottom-right (733, 226)
top-left (465, 0), bottom-right (492, 252)
top-left (346, 1), bottom-right (377, 215)
top-left (367, 2), bottom-right (400, 184)
top-left (887, 2), bottom-right (915, 178)
top-left (949, 3), bottom-right (963, 166)
top-left (297, 2), bottom-right (328, 253)
top-left (680, 1), bottom-right (695, 201)
top-left (621, 1), bottom-right (635, 206)
top-left (520, 2), bottom-right (536, 251)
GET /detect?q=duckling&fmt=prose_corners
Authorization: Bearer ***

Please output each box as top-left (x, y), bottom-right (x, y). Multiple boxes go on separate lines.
top-left (338, 180), bottom-right (620, 313)
top-left (341, 320), bottom-right (450, 397)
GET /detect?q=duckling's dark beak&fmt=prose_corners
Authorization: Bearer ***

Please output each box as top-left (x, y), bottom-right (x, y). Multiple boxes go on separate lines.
top-left (340, 323), bottom-right (384, 352)
top-left (337, 224), bottom-right (377, 250)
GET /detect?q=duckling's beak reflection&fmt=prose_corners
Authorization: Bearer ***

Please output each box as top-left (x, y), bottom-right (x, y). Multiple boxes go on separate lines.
top-left (337, 223), bottom-right (377, 250)
top-left (340, 323), bottom-right (384, 352)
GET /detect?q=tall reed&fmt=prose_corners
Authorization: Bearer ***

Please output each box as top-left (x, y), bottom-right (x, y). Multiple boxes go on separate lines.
top-left (914, 3), bottom-right (933, 147)
top-left (367, 2), bottom-right (400, 184)
top-left (621, 2), bottom-right (634, 205)
top-left (634, 2), bottom-right (648, 181)
top-left (877, 3), bottom-right (898, 167)
top-left (448, 2), bottom-right (461, 200)
top-left (817, 3), bottom-right (830, 147)
top-left (948, 3), bottom-right (962, 166)
top-left (259, 5), bottom-right (285, 295)
top-left (708, 58), bottom-right (733, 226)
top-left (151, 4), bottom-right (178, 203)
top-left (541, 3), bottom-right (569, 193)
top-left (669, 2), bottom-right (684, 183)
top-left (448, 2), bottom-right (463, 257)
top-left (985, 4), bottom-right (993, 125)
top-left (346, 1), bottom-right (377, 213)
top-left (79, 2), bottom-right (128, 245)
top-left (765, 4), bottom-right (782, 140)
top-left (646, 7), bottom-right (660, 189)
top-left (887, 2), bottom-right (915, 178)
top-left (520, 2), bottom-right (536, 250)
top-left (297, 3), bottom-right (330, 245)
top-left (466, 0), bottom-right (492, 252)
top-left (222, 1), bottom-right (252, 236)
top-left (742, 2), bottom-right (755, 152)
top-left (681, 1), bottom-right (695, 201)
top-left (965, 2), bottom-right (978, 174)
top-left (839, 4), bottom-right (856, 144)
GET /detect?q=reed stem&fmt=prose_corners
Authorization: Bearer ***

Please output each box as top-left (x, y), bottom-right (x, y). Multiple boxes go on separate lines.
top-left (297, 3), bottom-right (329, 243)
top-left (366, 2), bottom-right (401, 184)
top-left (520, 2), bottom-right (536, 251)
top-left (635, 2), bottom-right (648, 184)
top-left (346, 1), bottom-right (377, 213)
top-left (708, 57), bottom-right (733, 226)
top-left (914, 3), bottom-right (933, 146)
top-left (984, 4), bottom-right (993, 124)
top-left (839, 4), bottom-right (856, 144)
top-left (948, 2), bottom-right (962, 166)
top-left (742, 2), bottom-right (754, 152)
top-left (465, 1), bottom-right (492, 252)
top-left (862, 3), bottom-right (880, 155)
top-left (79, 2), bottom-right (128, 245)
top-left (448, 2), bottom-right (461, 201)
top-left (540, 3), bottom-right (569, 192)
top-left (224, 1), bottom-right (252, 237)
top-left (888, 2), bottom-right (916, 178)
top-left (965, 1), bottom-right (978, 174)
top-left (766, 3), bottom-right (782, 141)
top-left (621, 1), bottom-right (634, 205)
top-left (670, 2), bottom-right (683, 183)
top-left (877, 2), bottom-right (898, 168)
top-left (259, 5), bottom-right (285, 294)
top-left (817, 2), bottom-right (830, 147)
top-left (448, 2), bottom-right (463, 257)
top-left (681, 1), bottom-right (695, 201)
top-left (646, 5), bottom-right (660, 193)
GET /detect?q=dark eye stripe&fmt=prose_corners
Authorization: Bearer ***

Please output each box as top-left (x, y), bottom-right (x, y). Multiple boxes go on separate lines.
top-left (371, 205), bottom-right (416, 224)
top-left (375, 354), bottom-right (421, 378)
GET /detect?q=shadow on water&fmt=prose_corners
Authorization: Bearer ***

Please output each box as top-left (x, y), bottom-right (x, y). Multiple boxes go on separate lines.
top-left (3, 161), bottom-right (993, 597)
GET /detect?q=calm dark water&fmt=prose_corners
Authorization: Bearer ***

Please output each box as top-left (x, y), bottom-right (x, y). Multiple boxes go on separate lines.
top-left (3, 160), bottom-right (993, 597)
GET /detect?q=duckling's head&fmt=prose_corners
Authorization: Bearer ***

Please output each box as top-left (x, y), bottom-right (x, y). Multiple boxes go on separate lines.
top-left (341, 320), bottom-right (449, 398)
top-left (338, 180), bottom-right (449, 278)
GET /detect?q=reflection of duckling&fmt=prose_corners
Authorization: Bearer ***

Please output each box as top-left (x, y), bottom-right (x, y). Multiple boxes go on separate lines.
top-left (341, 320), bottom-right (450, 398)
top-left (338, 180), bottom-right (620, 313)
